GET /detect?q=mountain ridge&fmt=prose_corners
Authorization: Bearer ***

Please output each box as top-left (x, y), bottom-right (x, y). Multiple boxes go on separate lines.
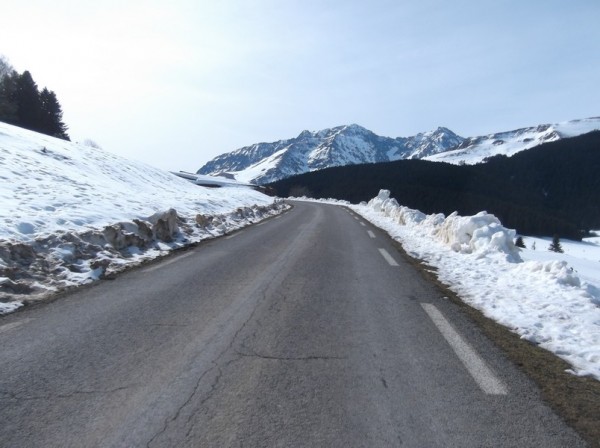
top-left (197, 117), bottom-right (600, 184)
top-left (267, 130), bottom-right (600, 240)
top-left (424, 117), bottom-right (600, 165)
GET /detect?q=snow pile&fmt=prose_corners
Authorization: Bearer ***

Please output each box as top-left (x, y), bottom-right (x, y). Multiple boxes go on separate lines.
top-left (0, 122), bottom-right (287, 313)
top-left (367, 190), bottom-right (521, 261)
top-left (434, 212), bottom-right (520, 261)
top-left (367, 189), bottom-right (427, 225)
top-left (517, 260), bottom-right (581, 288)
top-left (349, 190), bottom-right (600, 380)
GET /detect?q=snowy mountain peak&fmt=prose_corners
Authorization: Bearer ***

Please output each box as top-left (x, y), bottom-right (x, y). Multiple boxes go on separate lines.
top-left (342, 123), bottom-right (369, 133)
top-left (425, 117), bottom-right (600, 165)
top-left (198, 124), bottom-right (464, 184)
top-left (197, 117), bottom-right (599, 184)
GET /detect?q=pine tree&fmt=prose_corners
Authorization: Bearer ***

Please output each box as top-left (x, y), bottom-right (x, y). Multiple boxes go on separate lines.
top-left (0, 70), bottom-right (18, 124)
top-left (14, 71), bottom-right (42, 131)
top-left (0, 56), bottom-right (18, 123)
top-left (0, 63), bottom-right (70, 141)
top-left (39, 88), bottom-right (69, 140)
top-left (548, 234), bottom-right (564, 253)
top-left (515, 236), bottom-right (526, 248)
top-left (0, 55), bottom-right (12, 79)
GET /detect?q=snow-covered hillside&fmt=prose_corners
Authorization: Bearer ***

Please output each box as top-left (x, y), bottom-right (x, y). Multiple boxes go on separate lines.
top-left (424, 117), bottom-right (600, 165)
top-left (198, 124), bottom-right (464, 184)
top-left (0, 122), bottom-right (286, 313)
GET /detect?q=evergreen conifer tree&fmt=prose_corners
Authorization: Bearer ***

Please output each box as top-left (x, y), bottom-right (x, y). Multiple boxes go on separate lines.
top-left (515, 236), bottom-right (526, 248)
top-left (0, 70), bottom-right (18, 124)
top-left (0, 62), bottom-right (70, 141)
top-left (548, 234), bottom-right (564, 253)
top-left (0, 56), bottom-right (18, 123)
top-left (14, 71), bottom-right (42, 131)
top-left (40, 88), bottom-right (69, 140)
top-left (0, 56), bottom-right (12, 79)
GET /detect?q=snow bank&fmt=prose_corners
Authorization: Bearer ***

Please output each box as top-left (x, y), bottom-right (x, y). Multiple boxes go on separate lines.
top-left (0, 122), bottom-right (288, 313)
top-left (349, 190), bottom-right (600, 380)
top-left (368, 190), bottom-right (521, 260)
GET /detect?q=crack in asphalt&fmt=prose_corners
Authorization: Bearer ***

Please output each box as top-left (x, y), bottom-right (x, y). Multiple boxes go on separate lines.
top-left (146, 323), bottom-right (191, 327)
top-left (182, 357), bottom-right (243, 441)
top-left (145, 215), bottom-right (320, 447)
top-left (0, 384), bottom-right (136, 401)
top-left (235, 349), bottom-right (346, 362)
top-left (145, 291), bottom-right (268, 448)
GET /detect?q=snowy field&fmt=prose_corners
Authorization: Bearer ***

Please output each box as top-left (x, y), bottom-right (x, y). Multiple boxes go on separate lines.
top-left (0, 122), bottom-right (286, 313)
top-left (298, 192), bottom-right (600, 381)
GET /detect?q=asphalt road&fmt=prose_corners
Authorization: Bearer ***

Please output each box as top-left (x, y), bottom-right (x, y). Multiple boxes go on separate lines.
top-left (0, 201), bottom-right (586, 447)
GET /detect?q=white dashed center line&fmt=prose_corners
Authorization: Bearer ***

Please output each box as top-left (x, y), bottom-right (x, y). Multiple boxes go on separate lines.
top-left (421, 303), bottom-right (508, 395)
top-left (367, 230), bottom-right (375, 238)
top-left (378, 248), bottom-right (399, 266)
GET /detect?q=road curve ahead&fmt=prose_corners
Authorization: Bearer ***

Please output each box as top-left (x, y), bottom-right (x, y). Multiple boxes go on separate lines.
top-left (0, 201), bottom-right (586, 447)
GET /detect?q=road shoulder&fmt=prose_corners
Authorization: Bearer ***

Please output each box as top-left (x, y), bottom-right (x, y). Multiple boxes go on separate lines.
top-left (388, 236), bottom-right (600, 448)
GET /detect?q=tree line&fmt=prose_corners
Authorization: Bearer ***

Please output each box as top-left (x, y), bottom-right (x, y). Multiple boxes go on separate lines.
top-left (268, 131), bottom-right (600, 240)
top-left (0, 56), bottom-right (69, 140)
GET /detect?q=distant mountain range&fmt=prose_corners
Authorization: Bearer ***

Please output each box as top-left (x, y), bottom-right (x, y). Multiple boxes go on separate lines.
top-left (197, 117), bottom-right (600, 184)
top-left (268, 131), bottom-right (600, 240)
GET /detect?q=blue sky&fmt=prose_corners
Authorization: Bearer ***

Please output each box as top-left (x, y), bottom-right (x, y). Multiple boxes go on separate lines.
top-left (1, 0), bottom-right (599, 171)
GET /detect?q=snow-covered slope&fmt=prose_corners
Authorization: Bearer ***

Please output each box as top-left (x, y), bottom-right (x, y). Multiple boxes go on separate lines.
top-left (198, 124), bottom-right (464, 184)
top-left (424, 117), bottom-right (600, 165)
top-left (0, 122), bottom-right (285, 312)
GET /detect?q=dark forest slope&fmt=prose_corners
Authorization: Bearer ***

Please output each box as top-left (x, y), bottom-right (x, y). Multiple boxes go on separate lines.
top-left (268, 131), bottom-right (600, 239)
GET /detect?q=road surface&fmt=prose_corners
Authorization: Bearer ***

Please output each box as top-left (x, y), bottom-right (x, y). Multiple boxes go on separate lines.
top-left (0, 201), bottom-right (586, 447)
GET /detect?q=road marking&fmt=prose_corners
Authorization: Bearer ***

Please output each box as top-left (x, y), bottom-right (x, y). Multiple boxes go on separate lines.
top-left (359, 222), bottom-right (366, 227)
top-left (142, 251), bottom-right (195, 273)
top-left (367, 230), bottom-right (375, 238)
top-left (378, 248), bottom-right (399, 266)
top-left (274, 215), bottom-right (282, 219)
top-left (354, 216), bottom-right (359, 220)
top-left (0, 318), bottom-right (33, 334)
top-left (421, 303), bottom-right (508, 395)
top-left (256, 221), bottom-right (267, 226)
top-left (226, 231), bottom-right (242, 239)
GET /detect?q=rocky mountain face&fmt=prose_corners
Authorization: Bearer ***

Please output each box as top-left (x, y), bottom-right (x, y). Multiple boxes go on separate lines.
top-left (197, 117), bottom-right (600, 184)
top-left (198, 124), bottom-right (464, 184)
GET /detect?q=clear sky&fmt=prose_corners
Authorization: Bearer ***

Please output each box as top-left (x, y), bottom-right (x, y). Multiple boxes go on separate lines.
top-left (2, 0), bottom-right (599, 171)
